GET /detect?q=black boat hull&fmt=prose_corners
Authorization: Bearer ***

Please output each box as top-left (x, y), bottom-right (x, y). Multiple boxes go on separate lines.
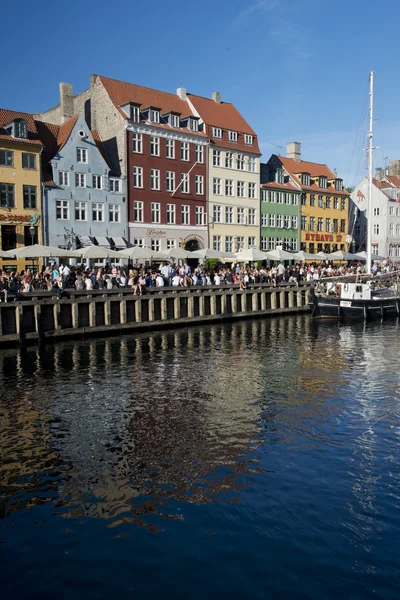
top-left (309, 291), bottom-right (400, 320)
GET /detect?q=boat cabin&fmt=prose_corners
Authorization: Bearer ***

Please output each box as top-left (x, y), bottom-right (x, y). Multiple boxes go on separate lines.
top-left (334, 281), bottom-right (372, 300)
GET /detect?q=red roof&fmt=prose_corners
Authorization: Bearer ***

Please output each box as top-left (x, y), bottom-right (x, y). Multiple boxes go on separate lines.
top-left (0, 108), bottom-right (42, 146)
top-left (275, 155), bottom-right (349, 196)
top-left (261, 181), bottom-right (300, 192)
top-left (188, 93), bottom-right (260, 154)
top-left (57, 115), bottom-right (78, 150)
top-left (383, 175), bottom-right (400, 189)
top-left (98, 75), bottom-right (207, 137)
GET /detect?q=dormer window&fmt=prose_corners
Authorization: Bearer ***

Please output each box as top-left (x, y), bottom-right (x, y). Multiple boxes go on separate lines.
top-left (5, 119), bottom-right (28, 139)
top-left (276, 169), bottom-right (284, 184)
top-left (244, 134), bottom-right (253, 145)
top-left (189, 119), bottom-right (199, 132)
top-left (171, 114), bottom-right (180, 128)
top-left (335, 179), bottom-right (343, 191)
top-left (150, 109), bottom-right (160, 124)
top-left (319, 176), bottom-right (327, 188)
top-left (212, 127), bottom-right (222, 139)
top-left (228, 130), bottom-right (238, 142)
top-left (131, 105), bottom-right (140, 123)
top-left (301, 173), bottom-right (310, 186)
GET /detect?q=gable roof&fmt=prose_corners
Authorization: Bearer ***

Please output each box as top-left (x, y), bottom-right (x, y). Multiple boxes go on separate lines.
top-left (0, 108), bottom-right (42, 146)
top-left (36, 115), bottom-right (111, 185)
top-left (188, 93), bottom-right (260, 154)
top-left (382, 175), bottom-right (400, 189)
top-left (98, 75), bottom-right (206, 137)
top-left (273, 154), bottom-right (348, 196)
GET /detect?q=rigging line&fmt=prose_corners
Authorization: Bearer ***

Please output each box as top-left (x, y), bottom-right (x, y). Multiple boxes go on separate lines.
top-left (345, 77), bottom-right (369, 187)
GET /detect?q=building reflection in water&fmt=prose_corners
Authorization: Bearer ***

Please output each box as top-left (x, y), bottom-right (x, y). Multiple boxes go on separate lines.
top-left (1, 316), bottom-right (399, 533)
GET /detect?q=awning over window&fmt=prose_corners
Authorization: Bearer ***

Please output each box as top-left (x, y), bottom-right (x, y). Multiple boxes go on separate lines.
top-left (111, 236), bottom-right (127, 248)
top-left (95, 236), bottom-right (111, 247)
top-left (78, 235), bottom-right (93, 247)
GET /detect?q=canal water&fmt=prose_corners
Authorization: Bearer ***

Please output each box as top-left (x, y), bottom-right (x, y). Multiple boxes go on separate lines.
top-left (1, 316), bottom-right (399, 599)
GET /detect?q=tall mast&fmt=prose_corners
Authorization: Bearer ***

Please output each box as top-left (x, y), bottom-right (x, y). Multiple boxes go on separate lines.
top-left (367, 71), bottom-right (374, 274)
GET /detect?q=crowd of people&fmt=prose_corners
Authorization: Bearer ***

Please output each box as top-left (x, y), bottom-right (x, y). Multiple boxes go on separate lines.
top-left (0, 259), bottom-right (396, 302)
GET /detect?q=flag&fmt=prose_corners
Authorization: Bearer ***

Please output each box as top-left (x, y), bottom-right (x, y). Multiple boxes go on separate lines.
top-left (357, 189), bottom-right (365, 199)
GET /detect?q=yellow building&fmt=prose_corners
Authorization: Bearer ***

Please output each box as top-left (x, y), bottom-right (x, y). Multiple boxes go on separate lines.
top-left (267, 143), bottom-right (350, 254)
top-left (0, 109), bottom-right (43, 272)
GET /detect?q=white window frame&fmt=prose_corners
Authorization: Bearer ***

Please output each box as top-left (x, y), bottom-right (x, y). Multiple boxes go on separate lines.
top-left (248, 183), bottom-right (256, 199)
top-left (225, 152), bottom-right (233, 169)
top-left (132, 166), bottom-right (143, 188)
top-left (76, 147), bottom-right (88, 164)
top-left (195, 175), bottom-right (204, 195)
top-left (213, 235), bottom-right (221, 251)
top-left (110, 178), bottom-right (121, 192)
top-left (261, 213), bottom-right (268, 227)
top-left (269, 214), bottom-right (276, 227)
top-left (167, 239), bottom-right (176, 249)
top-left (150, 168), bottom-right (160, 190)
top-left (237, 207), bottom-right (245, 224)
top-left (109, 204), bottom-right (120, 223)
top-left (75, 201), bottom-right (87, 221)
top-left (151, 238), bottom-right (161, 251)
top-left (248, 157), bottom-right (256, 172)
top-left (248, 236), bottom-right (256, 248)
top-left (166, 139), bottom-right (175, 159)
top-left (225, 206), bottom-right (233, 224)
top-left (195, 145), bottom-right (204, 163)
top-left (181, 142), bottom-right (189, 161)
top-left (195, 206), bottom-right (204, 225)
top-left (132, 133), bottom-right (143, 153)
top-left (75, 173), bottom-right (86, 188)
top-left (151, 202), bottom-right (161, 223)
top-left (213, 177), bottom-right (221, 195)
top-left (150, 109), bottom-right (160, 123)
top-left (237, 181), bottom-right (245, 197)
top-left (213, 149), bottom-right (221, 167)
top-left (181, 173), bottom-right (189, 194)
top-left (225, 236), bottom-right (233, 253)
top-left (171, 114), bottom-right (180, 128)
top-left (228, 130), bottom-right (238, 142)
top-left (92, 202), bottom-right (104, 222)
top-left (59, 171), bottom-right (69, 186)
top-left (131, 106), bottom-right (140, 122)
top-left (244, 134), bottom-right (253, 145)
top-left (181, 205), bottom-right (190, 225)
top-left (248, 208), bottom-right (256, 225)
top-left (225, 179), bottom-right (233, 196)
top-left (212, 127), bottom-right (222, 138)
top-left (213, 205), bottom-right (221, 223)
top-left (166, 171), bottom-right (175, 193)
top-left (133, 238), bottom-right (144, 247)
top-left (166, 203), bottom-right (176, 224)
top-left (237, 154), bottom-right (244, 170)
top-left (56, 199), bottom-right (69, 220)
top-left (150, 136), bottom-right (160, 157)
top-left (92, 174), bottom-right (103, 190)
top-left (133, 200), bottom-right (143, 222)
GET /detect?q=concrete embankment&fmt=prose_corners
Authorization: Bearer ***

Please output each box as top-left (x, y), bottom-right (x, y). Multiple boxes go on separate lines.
top-left (0, 283), bottom-right (311, 347)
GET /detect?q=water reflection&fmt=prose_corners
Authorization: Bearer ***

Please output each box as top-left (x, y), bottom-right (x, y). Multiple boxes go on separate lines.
top-left (1, 316), bottom-right (400, 590)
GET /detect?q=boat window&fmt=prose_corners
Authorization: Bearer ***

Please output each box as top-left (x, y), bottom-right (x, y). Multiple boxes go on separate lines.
top-left (356, 285), bottom-right (362, 293)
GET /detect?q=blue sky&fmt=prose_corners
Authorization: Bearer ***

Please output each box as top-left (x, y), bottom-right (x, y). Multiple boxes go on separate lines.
top-left (1, 0), bottom-right (399, 185)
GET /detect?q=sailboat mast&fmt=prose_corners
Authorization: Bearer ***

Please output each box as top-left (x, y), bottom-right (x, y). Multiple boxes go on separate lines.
top-left (367, 71), bottom-right (374, 274)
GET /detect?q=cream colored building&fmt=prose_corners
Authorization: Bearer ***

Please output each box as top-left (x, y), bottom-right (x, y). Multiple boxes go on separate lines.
top-left (188, 92), bottom-right (261, 252)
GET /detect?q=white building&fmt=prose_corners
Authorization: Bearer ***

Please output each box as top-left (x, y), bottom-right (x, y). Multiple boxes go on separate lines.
top-left (350, 176), bottom-right (400, 259)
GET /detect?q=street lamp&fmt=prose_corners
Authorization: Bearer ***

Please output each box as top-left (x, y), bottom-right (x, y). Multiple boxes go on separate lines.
top-left (29, 225), bottom-right (36, 275)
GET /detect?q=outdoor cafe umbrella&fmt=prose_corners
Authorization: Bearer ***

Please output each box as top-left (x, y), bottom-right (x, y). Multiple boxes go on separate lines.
top-left (326, 250), bottom-right (361, 261)
top-left (117, 246), bottom-right (166, 261)
top-left (190, 248), bottom-right (228, 261)
top-left (355, 250), bottom-right (386, 261)
top-left (264, 247), bottom-right (295, 261)
top-left (234, 248), bottom-right (270, 262)
top-left (0, 249), bottom-right (15, 258)
top-left (6, 244), bottom-right (77, 258)
top-left (71, 246), bottom-right (121, 260)
top-left (315, 251), bottom-right (328, 260)
top-left (165, 247), bottom-right (191, 260)
top-left (291, 250), bottom-right (323, 261)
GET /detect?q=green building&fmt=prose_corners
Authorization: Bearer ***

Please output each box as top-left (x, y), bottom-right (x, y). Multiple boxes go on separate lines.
top-left (260, 162), bottom-right (301, 251)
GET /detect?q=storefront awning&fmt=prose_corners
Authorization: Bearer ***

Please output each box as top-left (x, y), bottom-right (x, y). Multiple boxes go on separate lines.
top-left (95, 236), bottom-right (111, 248)
top-left (111, 236), bottom-right (127, 248)
top-left (78, 235), bottom-right (93, 247)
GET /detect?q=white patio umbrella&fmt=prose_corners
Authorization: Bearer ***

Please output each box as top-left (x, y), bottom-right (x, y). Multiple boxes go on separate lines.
top-left (355, 251), bottom-right (386, 261)
top-left (190, 248), bottom-right (227, 261)
top-left (71, 246), bottom-right (121, 260)
top-left (315, 251), bottom-right (328, 260)
top-left (0, 249), bottom-right (15, 258)
top-left (326, 250), bottom-right (360, 261)
top-left (165, 247), bottom-right (192, 260)
top-left (264, 248), bottom-right (295, 261)
top-left (6, 244), bottom-right (77, 258)
top-left (291, 250), bottom-right (323, 261)
top-left (234, 248), bottom-right (270, 262)
top-left (117, 246), bottom-right (166, 261)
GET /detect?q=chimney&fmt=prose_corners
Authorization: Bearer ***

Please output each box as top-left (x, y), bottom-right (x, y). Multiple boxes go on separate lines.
top-left (212, 91), bottom-right (221, 104)
top-left (375, 167), bottom-right (383, 181)
top-left (286, 141), bottom-right (301, 161)
top-left (59, 82), bottom-right (74, 124)
top-left (334, 168), bottom-right (338, 177)
top-left (90, 74), bottom-right (98, 87)
top-left (177, 87), bottom-right (187, 101)
top-left (389, 160), bottom-right (400, 177)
